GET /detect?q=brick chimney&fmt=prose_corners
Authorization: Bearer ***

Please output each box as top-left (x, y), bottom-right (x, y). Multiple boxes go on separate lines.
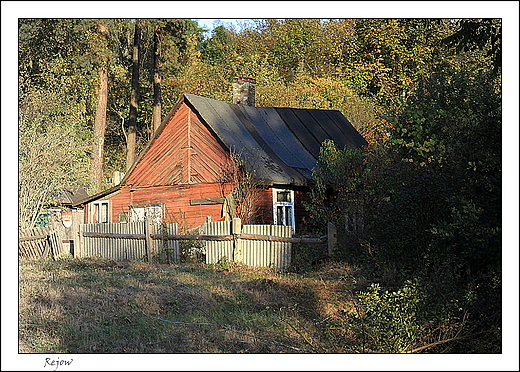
top-left (232, 77), bottom-right (256, 106)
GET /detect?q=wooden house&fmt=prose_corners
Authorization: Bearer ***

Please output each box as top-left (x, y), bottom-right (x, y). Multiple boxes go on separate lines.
top-left (75, 78), bottom-right (367, 232)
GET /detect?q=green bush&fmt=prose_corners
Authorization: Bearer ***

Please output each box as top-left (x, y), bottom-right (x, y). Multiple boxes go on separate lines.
top-left (356, 280), bottom-right (424, 353)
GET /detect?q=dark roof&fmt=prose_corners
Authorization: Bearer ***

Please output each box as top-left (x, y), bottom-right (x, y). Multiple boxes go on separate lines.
top-left (72, 185), bottom-right (121, 207)
top-left (55, 186), bottom-right (90, 205)
top-left (183, 93), bottom-right (367, 186)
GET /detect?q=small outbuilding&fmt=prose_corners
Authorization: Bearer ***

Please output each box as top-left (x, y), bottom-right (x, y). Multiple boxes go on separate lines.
top-left (75, 78), bottom-right (367, 232)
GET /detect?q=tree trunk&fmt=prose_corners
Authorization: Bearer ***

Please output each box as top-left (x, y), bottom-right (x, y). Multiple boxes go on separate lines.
top-left (152, 24), bottom-right (162, 133)
top-left (91, 25), bottom-right (109, 194)
top-left (126, 23), bottom-right (141, 171)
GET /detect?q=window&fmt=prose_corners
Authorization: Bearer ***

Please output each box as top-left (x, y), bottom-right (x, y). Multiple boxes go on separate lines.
top-left (91, 201), bottom-right (110, 223)
top-left (129, 205), bottom-right (162, 224)
top-left (272, 188), bottom-right (295, 232)
top-left (89, 200), bottom-right (111, 223)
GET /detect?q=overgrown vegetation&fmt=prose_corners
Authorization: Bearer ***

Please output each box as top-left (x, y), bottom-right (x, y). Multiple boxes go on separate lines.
top-left (303, 19), bottom-right (502, 353)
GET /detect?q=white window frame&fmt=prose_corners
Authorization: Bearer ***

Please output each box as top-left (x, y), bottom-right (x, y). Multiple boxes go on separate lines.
top-left (272, 188), bottom-right (295, 233)
top-left (90, 200), bottom-right (110, 223)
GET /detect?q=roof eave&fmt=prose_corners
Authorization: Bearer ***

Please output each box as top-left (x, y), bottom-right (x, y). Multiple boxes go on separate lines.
top-left (72, 185), bottom-right (122, 207)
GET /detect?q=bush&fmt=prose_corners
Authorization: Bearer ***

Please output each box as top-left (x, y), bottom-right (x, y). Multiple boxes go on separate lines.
top-left (356, 280), bottom-right (424, 353)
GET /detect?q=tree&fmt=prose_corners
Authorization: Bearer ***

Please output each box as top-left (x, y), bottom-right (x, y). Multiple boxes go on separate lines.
top-left (152, 24), bottom-right (163, 132)
top-left (92, 23), bottom-right (110, 193)
top-left (125, 22), bottom-right (142, 171)
top-left (219, 152), bottom-right (260, 224)
top-left (442, 19), bottom-right (501, 75)
top-left (19, 89), bottom-right (91, 229)
top-left (19, 19), bottom-right (100, 208)
top-left (307, 140), bottom-right (370, 236)
top-left (200, 25), bottom-right (235, 65)
top-left (367, 19), bottom-right (501, 352)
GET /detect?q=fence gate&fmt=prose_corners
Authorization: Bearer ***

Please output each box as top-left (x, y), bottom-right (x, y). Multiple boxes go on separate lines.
top-left (19, 226), bottom-right (63, 260)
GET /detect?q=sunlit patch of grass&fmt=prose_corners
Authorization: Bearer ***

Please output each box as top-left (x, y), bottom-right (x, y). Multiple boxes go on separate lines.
top-left (19, 257), bottom-right (369, 353)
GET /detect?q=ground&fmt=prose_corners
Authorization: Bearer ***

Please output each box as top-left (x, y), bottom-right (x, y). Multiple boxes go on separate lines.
top-left (18, 257), bottom-right (372, 354)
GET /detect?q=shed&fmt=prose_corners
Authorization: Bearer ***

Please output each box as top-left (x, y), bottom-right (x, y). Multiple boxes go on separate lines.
top-left (75, 80), bottom-right (367, 232)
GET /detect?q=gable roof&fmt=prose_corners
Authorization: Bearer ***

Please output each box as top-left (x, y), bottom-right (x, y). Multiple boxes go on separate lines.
top-left (180, 93), bottom-right (367, 186)
top-left (54, 186), bottom-right (90, 205)
top-left (74, 93), bottom-right (367, 206)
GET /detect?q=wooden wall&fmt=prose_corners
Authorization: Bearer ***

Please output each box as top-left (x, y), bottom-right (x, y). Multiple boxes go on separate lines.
top-left (105, 183), bottom-right (233, 228)
top-left (125, 101), bottom-right (230, 187)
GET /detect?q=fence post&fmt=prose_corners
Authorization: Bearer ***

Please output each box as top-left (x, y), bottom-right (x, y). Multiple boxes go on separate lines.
top-left (232, 217), bottom-right (242, 262)
top-left (327, 222), bottom-right (337, 257)
top-left (77, 224), bottom-right (84, 258)
top-left (145, 217), bottom-right (153, 263)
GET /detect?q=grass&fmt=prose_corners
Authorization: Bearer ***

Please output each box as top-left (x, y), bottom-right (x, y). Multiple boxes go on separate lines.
top-left (18, 256), bottom-right (372, 354)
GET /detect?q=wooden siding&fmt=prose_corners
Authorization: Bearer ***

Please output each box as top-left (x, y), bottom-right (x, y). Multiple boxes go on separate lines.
top-left (98, 183), bottom-right (307, 231)
top-left (105, 183), bottom-right (233, 227)
top-left (108, 187), bottom-right (132, 223)
top-left (125, 101), bottom-right (230, 187)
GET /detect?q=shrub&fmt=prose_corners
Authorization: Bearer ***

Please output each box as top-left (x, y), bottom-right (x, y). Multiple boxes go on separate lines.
top-left (356, 280), bottom-right (424, 353)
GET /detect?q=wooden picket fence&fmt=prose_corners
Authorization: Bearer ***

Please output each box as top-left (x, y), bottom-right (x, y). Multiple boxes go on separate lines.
top-left (156, 218), bottom-right (327, 271)
top-left (201, 219), bottom-right (294, 270)
top-left (78, 218), bottom-right (327, 269)
top-left (19, 226), bottom-right (63, 260)
top-left (79, 220), bottom-right (179, 263)
top-left (20, 217), bottom-right (328, 270)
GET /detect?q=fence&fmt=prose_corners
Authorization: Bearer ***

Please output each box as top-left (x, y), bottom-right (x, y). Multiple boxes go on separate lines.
top-left (201, 219), bottom-right (293, 270)
top-left (20, 217), bottom-right (329, 270)
top-left (154, 218), bottom-right (326, 271)
top-left (19, 226), bottom-right (63, 260)
top-left (79, 221), bottom-right (179, 262)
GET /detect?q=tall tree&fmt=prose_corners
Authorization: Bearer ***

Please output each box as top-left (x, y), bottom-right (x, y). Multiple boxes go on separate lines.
top-left (92, 23), bottom-right (110, 193)
top-left (126, 22), bottom-right (142, 171)
top-left (152, 24), bottom-right (162, 132)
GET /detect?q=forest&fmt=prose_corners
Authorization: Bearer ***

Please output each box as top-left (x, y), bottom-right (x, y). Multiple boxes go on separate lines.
top-left (18, 18), bottom-right (502, 353)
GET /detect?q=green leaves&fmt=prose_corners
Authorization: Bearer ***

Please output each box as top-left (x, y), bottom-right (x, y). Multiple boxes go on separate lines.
top-left (357, 280), bottom-right (424, 352)
top-left (306, 140), bottom-right (369, 234)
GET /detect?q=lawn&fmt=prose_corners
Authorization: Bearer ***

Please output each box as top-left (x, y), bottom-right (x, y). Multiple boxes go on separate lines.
top-left (19, 257), bottom-right (370, 353)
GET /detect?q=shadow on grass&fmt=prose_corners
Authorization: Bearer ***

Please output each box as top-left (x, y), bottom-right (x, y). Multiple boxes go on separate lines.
top-left (19, 257), bottom-right (367, 353)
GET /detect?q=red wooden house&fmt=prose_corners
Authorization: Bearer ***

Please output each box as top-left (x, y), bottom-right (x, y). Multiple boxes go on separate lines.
top-left (75, 79), bottom-right (367, 233)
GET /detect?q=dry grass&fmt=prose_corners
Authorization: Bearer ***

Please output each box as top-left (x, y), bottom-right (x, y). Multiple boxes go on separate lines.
top-left (19, 257), bottom-right (371, 354)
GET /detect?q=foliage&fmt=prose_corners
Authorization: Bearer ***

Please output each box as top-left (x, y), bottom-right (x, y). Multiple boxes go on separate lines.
top-left (304, 18), bottom-right (501, 353)
top-left (356, 280), bottom-right (424, 352)
top-left (307, 140), bottom-right (370, 233)
top-left (218, 152), bottom-right (260, 224)
top-left (442, 19), bottom-right (501, 75)
top-left (19, 84), bottom-right (91, 229)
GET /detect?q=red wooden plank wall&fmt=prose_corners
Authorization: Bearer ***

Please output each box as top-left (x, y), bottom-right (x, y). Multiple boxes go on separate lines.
top-left (107, 183), bottom-right (235, 228)
top-left (125, 101), bottom-right (230, 188)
